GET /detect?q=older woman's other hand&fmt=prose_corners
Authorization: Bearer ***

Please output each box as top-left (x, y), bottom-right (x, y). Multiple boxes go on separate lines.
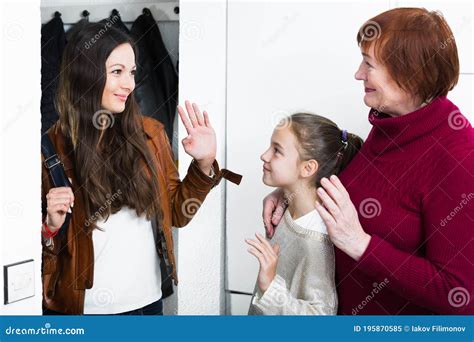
top-left (315, 175), bottom-right (371, 261)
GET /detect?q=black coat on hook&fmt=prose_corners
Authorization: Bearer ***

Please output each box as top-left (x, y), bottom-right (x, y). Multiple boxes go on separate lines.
top-left (41, 14), bottom-right (66, 134)
top-left (99, 9), bottom-right (130, 34)
top-left (131, 9), bottom-right (178, 143)
top-left (66, 10), bottom-right (91, 41)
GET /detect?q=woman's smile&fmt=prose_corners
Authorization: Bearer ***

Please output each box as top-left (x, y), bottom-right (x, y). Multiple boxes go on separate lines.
top-left (114, 93), bottom-right (128, 102)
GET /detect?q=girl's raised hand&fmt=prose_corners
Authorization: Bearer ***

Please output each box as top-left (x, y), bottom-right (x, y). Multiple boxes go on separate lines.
top-left (246, 233), bottom-right (280, 293)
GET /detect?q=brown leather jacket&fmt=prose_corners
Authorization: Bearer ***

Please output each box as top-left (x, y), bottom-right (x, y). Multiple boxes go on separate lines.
top-left (41, 116), bottom-right (241, 314)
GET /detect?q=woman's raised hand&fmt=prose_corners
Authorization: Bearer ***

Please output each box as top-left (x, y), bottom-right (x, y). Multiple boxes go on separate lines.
top-left (177, 101), bottom-right (217, 175)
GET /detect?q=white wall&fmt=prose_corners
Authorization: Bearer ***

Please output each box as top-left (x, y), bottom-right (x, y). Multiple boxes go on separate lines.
top-left (176, 0), bottom-right (228, 315)
top-left (0, 0), bottom-right (43, 314)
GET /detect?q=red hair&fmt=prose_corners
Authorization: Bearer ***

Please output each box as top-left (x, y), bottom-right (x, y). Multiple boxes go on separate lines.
top-left (357, 8), bottom-right (459, 103)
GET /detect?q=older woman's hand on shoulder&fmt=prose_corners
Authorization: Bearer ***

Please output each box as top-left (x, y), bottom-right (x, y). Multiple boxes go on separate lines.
top-left (315, 175), bottom-right (371, 261)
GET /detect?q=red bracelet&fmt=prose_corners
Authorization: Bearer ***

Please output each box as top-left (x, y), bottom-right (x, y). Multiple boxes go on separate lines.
top-left (42, 222), bottom-right (59, 239)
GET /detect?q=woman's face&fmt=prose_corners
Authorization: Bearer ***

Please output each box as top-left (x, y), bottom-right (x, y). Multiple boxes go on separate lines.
top-left (354, 45), bottom-right (422, 117)
top-left (260, 126), bottom-right (302, 188)
top-left (101, 43), bottom-right (136, 113)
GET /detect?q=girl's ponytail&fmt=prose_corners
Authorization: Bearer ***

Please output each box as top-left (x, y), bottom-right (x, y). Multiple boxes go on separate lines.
top-left (335, 130), bottom-right (364, 174)
top-left (288, 113), bottom-right (364, 188)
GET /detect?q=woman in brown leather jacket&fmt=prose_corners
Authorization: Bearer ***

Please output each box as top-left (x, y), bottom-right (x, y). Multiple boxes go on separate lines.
top-left (41, 23), bottom-right (240, 315)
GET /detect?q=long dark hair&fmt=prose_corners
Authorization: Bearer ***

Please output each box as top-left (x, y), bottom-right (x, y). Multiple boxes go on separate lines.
top-left (56, 23), bottom-right (161, 231)
top-left (288, 113), bottom-right (364, 188)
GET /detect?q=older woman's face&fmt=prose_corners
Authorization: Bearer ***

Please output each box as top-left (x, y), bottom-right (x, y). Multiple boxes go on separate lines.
top-left (354, 45), bottom-right (421, 117)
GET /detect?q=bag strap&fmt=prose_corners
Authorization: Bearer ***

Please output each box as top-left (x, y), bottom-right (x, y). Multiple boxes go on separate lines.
top-left (41, 133), bottom-right (72, 237)
top-left (151, 217), bottom-right (174, 299)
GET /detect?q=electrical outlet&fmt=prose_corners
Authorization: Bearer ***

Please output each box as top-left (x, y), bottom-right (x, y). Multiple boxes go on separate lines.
top-left (3, 259), bottom-right (35, 304)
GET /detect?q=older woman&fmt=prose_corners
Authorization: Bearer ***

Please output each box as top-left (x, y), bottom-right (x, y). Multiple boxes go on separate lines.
top-left (263, 8), bottom-right (473, 314)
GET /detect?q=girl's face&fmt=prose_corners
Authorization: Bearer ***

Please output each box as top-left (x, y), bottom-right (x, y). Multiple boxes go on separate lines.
top-left (101, 43), bottom-right (136, 113)
top-left (260, 125), bottom-right (304, 189)
top-left (354, 45), bottom-right (421, 117)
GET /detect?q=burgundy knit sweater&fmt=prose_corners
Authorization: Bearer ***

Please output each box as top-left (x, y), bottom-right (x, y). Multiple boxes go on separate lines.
top-left (337, 97), bottom-right (474, 315)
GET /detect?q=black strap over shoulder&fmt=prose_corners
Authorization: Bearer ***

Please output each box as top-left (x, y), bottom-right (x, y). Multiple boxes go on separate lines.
top-left (151, 216), bottom-right (174, 299)
top-left (41, 133), bottom-right (72, 237)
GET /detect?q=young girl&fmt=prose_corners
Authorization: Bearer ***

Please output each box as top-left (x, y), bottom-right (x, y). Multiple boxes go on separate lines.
top-left (247, 113), bottom-right (363, 315)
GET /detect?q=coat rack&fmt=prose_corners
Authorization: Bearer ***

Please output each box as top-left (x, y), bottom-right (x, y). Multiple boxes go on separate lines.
top-left (40, 2), bottom-right (179, 24)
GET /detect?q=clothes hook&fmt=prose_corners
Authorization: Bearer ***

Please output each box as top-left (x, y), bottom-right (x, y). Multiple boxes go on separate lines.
top-left (82, 10), bottom-right (90, 21)
top-left (54, 11), bottom-right (61, 18)
top-left (143, 8), bottom-right (151, 16)
top-left (111, 9), bottom-right (120, 17)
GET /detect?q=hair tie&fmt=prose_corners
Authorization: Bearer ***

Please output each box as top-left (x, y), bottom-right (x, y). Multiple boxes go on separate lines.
top-left (341, 129), bottom-right (348, 147)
